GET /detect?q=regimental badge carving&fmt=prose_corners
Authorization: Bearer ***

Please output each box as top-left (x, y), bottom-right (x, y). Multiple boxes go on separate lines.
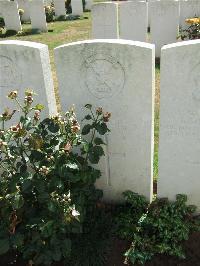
top-left (82, 54), bottom-right (125, 99)
top-left (0, 56), bottom-right (22, 89)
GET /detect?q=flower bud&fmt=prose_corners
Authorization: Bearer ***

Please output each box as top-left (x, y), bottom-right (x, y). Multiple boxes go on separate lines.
top-left (8, 91), bottom-right (18, 100)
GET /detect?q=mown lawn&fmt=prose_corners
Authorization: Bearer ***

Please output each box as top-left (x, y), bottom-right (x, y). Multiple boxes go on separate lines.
top-left (0, 10), bottom-right (160, 180)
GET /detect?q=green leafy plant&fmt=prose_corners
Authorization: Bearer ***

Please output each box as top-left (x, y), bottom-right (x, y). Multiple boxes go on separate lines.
top-left (45, 5), bottom-right (55, 23)
top-left (180, 17), bottom-right (200, 40)
top-left (115, 192), bottom-right (200, 265)
top-left (0, 17), bottom-right (5, 28)
top-left (114, 191), bottom-right (148, 241)
top-left (0, 90), bottom-right (111, 265)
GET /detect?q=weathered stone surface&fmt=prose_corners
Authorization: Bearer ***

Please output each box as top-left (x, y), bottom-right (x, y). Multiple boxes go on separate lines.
top-left (15, 0), bottom-right (30, 22)
top-left (91, 2), bottom-right (118, 39)
top-left (119, 0), bottom-right (148, 42)
top-left (54, 40), bottom-right (155, 202)
top-left (54, 0), bottom-right (66, 17)
top-left (29, 0), bottom-right (48, 32)
top-left (85, 0), bottom-right (93, 10)
top-left (71, 0), bottom-right (83, 16)
top-left (150, 0), bottom-right (179, 57)
top-left (0, 1), bottom-right (22, 31)
top-left (0, 40), bottom-right (57, 120)
top-left (158, 40), bottom-right (200, 212)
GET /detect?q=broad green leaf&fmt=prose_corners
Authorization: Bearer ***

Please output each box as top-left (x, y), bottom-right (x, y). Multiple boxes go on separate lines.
top-left (95, 123), bottom-right (109, 135)
top-left (91, 146), bottom-right (105, 156)
top-left (88, 153), bottom-right (100, 164)
top-left (94, 137), bottom-right (105, 145)
top-left (82, 124), bottom-right (91, 135)
top-left (84, 114), bottom-right (92, 120)
top-left (48, 122), bottom-right (60, 133)
top-left (11, 194), bottom-right (24, 209)
top-left (0, 238), bottom-right (9, 255)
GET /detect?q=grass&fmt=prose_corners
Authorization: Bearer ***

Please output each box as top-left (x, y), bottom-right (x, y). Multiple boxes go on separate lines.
top-left (0, 10), bottom-right (160, 181)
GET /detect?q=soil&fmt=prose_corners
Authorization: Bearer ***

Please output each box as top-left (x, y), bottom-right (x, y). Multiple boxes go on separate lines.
top-left (1, 232), bottom-right (200, 266)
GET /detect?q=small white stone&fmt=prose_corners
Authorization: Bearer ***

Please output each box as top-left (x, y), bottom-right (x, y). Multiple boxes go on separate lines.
top-left (54, 0), bottom-right (66, 17)
top-left (119, 0), bottom-right (148, 42)
top-left (150, 0), bottom-right (179, 58)
top-left (71, 0), bottom-right (83, 16)
top-left (29, 0), bottom-right (48, 32)
top-left (91, 2), bottom-right (118, 39)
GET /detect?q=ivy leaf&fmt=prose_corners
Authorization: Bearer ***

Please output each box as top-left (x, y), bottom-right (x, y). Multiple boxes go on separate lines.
top-left (95, 123), bottom-right (109, 135)
top-left (82, 124), bottom-right (91, 135)
top-left (30, 150), bottom-right (44, 161)
top-left (11, 194), bottom-right (24, 209)
top-left (0, 238), bottom-right (9, 255)
top-left (91, 146), bottom-right (105, 156)
top-left (22, 179), bottom-right (32, 193)
top-left (88, 152), bottom-right (100, 164)
top-left (84, 114), bottom-right (92, 120)
top-left (94, 137), bottom-right (105, 145)
top-left (48, 122), bottom-right (60, 133)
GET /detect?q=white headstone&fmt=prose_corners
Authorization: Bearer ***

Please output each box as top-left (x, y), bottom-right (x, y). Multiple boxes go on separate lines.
top-left (150, 0), bottom-right (179, 57)
top-left (91, 2), bottom-right (118, 39)
top-left (158, 40), bottom-right (200, 212)
top-left (15, 0), bottom-right (30, 22)
top-left (0, 40), bottom-right (57, 119)
top-left (180, 0), bottom-right (200, 29)
top-left (71, 0), bottom-right (83, 16)
top-left (44, 0), bottom-right (52, 5)
top-left (0, 1), bottom-right (22, 31)
top-left (54, 0), bottom-right (66, 17)
top-left (29, 0), bottom-right (48, 32)
top-left (85, 0), bottom-right (93, 10)
top-left (54, 40), bottom-right (155, 202)
top-left (119, 1), bottom-right (148, 42)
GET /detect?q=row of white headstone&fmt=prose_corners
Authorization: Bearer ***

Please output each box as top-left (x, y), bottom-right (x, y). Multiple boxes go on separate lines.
top-left (0, 0), bottom-right (88, 33)
top-left (18, 0), bottom-right (87, 21)
top-left (91, 0), bottom-right (200, 57)
top-left (0, 39), bottom-right (200, 212)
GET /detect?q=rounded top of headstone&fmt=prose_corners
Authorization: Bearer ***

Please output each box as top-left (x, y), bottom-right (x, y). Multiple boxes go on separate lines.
top-left (162, 39), bottom-right (200, 51)
top-left (0, 40), bottom-right (47, 49)
top-left (54, 39), bottom-right (155, 51)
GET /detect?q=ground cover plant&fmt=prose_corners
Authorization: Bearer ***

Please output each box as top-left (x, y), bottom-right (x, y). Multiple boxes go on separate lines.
top-left (115, 191), bottom-right (200, 265)
top-left (180, 17), bottom-right (200, 40)
top-left (0, 90), bottom-right (111, 265)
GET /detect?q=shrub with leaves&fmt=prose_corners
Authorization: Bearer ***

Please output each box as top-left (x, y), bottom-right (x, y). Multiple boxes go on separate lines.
top-left (45, 5), bottom-right (55, 22)
top-left (114, 191), bottom-right (148, 241)
top-left (115, 192), bottom-right (200, 265)
top-left (0, 17), bottom-right (5, 28)
top-left (180, 17), bottom-right (200, 40)
top-left (0, 90), bottom-right (111, 265)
